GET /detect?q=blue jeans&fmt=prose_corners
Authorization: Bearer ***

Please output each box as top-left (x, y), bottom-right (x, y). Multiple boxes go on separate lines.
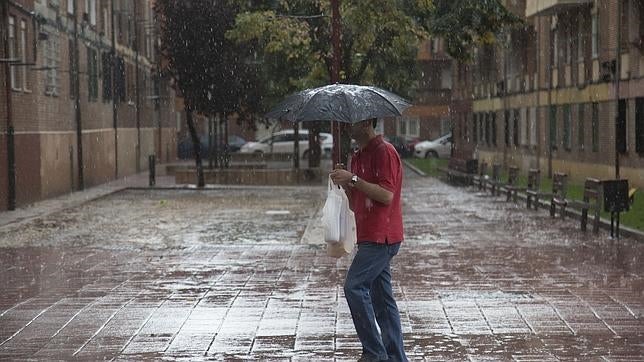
top-left (344, 242), bottom-right (407, 362)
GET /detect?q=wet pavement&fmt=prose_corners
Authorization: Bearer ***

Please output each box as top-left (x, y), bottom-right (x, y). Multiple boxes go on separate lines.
top-left (0, 169), bottom-right (642, 361)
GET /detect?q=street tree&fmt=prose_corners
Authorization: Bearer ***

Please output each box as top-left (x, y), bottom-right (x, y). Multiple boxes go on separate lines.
top-left (155, 0), bottom-right (259, 185)
top-left (228, 0), bottom-right (423, 165)
top-left (227, 0), bottom-right (519, 165)
top-left (414, 0), bottom-right (522, 62)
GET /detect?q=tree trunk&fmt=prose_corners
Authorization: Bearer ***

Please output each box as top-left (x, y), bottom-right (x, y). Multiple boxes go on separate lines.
top-left (208, 115), bottom-right (214, 169)
top-left (308, 123), bottom-right (321, 168)
top-left (223, 112), bottom-right (230, 168)
top-left (186, 108), bottom-right (205, 187)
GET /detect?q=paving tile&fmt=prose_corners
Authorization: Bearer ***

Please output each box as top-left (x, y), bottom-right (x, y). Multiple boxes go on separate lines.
top-left (0, 173), bottom-right (642, 360)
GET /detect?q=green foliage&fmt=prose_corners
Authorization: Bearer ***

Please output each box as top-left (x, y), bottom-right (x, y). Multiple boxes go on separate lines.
top-left (227, 0), bottom-right (521, 112)
top-left (227, 0), bottom-right (425, 109)
top-left (415, 0), bottom-right (522, 62)
top-left (155, 0), bottom-right (260, 119)
top-left (407, 158), bottom-right (449, 177)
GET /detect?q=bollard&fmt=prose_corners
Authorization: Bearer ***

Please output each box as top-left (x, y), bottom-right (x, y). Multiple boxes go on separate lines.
top-left (149, 155), bottom-right (156, 186)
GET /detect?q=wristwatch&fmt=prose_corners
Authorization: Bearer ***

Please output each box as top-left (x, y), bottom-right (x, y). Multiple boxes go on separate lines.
top-left (350, 174), bottom-right (359, 187)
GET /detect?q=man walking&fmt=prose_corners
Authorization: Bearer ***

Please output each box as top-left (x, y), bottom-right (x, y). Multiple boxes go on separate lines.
top-left (330, 118), bottom-right (407, 362)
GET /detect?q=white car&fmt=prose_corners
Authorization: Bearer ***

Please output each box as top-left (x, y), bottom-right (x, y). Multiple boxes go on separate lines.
top-left (240, 129), bottom-right (333, 159)
top-left (414, 133), bottom-right (453, 159)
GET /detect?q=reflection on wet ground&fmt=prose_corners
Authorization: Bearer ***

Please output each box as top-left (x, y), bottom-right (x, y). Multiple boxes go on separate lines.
top-left (0, 173), bottom-right (642, 360)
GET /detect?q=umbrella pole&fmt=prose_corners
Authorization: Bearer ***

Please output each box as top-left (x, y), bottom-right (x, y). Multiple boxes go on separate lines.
top-left (333, 121), bottom-right (341, 167)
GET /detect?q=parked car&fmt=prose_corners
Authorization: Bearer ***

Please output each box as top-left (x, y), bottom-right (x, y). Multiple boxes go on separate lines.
top-left (177, 134), bottom-right (247, 159)
top-left (240, 129), bottom-right (333, 159)
top-left (384, 135), bottom-right (420, 158)
top-left (414, 133), bottom-right (452, 159)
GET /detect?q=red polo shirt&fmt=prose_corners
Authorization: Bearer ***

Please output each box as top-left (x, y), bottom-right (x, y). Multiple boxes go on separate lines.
top-left (350, 135), bottom-right (403, 244)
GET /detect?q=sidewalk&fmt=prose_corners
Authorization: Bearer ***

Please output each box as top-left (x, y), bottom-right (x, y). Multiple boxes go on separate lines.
top-left (0, 166), bottom-right (642, 360)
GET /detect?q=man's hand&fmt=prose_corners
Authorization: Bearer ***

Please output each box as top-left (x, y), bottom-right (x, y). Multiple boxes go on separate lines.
top-left (330, 169), bottom-right (353, 188)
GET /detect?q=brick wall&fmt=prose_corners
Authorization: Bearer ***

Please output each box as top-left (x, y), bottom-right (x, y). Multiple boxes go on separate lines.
top-left (452, 0), bottom-right (644, 187)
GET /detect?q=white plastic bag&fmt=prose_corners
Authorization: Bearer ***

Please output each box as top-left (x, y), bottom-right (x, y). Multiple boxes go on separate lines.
top-left (322, 176), bottom-right (356, 258)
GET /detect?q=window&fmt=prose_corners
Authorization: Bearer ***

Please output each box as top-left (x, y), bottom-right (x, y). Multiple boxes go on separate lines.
top-left (551, 16), bottom-right (558, 68)
top-left (513, 109), bottom-right (520, 147)
top-left (45, 32), bottom-right (60, 96)
top-left (578, 104), bottom-right (585, 151)
top-left (102, 6), bottom-right (110, 36)
top-left (102, 52), bottom-right (112, 102)
top-left (636, 98), bottom-right (644, 154)
top-left (591, 102), bottom-right (599, 152)
top-left (479, 113), bottom-right (484, 144)
top-left (578, 13), bottom-right (585, 62)
top-left (411, 119), bottom-right (420, 137)
top-left (640, 1), bottom-right (644, 39)
top-left (504, 110), bottom-right (510, 146)
top-left (20, 20), bottom-right (28, 91)
top-left (397, 118), bottom-right (420, 137)
top-left (472, 114), bottom-right (478, 144)
top-left (591, 13), bottom-right (598, 58)
top-left (69, 39), bottom-right (76, 99)
top-left (8, 16), bottom-right (17, 89)
top-left (438, 119), bottom-right (448, 136)
top-left (529, 107), bottom-right (537, 147)
top-left (519, 108), bottom-right (527, 146)
top-left (397, 119), bottom-right (406, 136)
top-left (87, 47), bottom-right (98, 101)
top-left (491, 112), bottom-right (497, 146)
top-left (85, 0), bottom-right (96, 26)
top-left (115, 57), bottom-right (126, 102)
top-left (566, 22), bottom-right (572, 65)
top-left (441, 66), bottom-right (452, 89)
top-left (549, 106), bottom-right (557, 150)
top-left (485, 113), bottom-right (491, 146)
top-left (563, 104), bottom-right (571, 151)
top-left (68, 0), bottom-right (74, 14)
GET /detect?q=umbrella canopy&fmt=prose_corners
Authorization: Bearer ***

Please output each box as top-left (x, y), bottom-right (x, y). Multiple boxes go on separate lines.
top-left (265, 84), bottom-right (412, 123)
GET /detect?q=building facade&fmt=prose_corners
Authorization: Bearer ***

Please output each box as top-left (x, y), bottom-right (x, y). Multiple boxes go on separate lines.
top-left (383, 38), bottom-right (453, 143)
top-left (1, 0), bottom-right (180, 211)
top-left (452, 0), bottom-right (644, 187)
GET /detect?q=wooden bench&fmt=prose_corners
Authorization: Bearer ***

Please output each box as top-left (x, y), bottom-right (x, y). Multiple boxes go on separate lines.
top-left (472, 162), bottom-right (488, 191)
top-left (526, 169), bottom-right (542, 210)
top-left (569, 178), bottom-right (602, 233)
top-left (549, 172), bottom-right (569, 218)
top-left (487, 163), bottom-right (502, 196)
top-left (501, 166), bottom-right (526, 202)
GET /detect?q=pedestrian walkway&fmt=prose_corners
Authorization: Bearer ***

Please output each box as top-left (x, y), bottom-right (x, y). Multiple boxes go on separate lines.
top-left (0, 167), bottom-right (642, 360)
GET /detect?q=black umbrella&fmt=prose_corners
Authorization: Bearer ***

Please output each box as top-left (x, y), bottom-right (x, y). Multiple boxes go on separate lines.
top-left (265, 84), bottom-right (412, 123)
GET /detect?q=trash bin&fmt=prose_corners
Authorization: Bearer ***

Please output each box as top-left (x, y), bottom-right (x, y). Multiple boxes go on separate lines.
top-left (602, 179), bottom-right (629, 238)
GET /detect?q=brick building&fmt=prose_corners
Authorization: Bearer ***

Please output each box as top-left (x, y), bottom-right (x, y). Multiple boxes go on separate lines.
top-left (1, 0), bottom-right (180, 211)
top-left (452, 0), bottom-right (644, 187)
top-left (383, 38), bottom-right (453, 144)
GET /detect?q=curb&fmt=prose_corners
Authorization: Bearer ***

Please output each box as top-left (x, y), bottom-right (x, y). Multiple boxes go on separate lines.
top-left (402, 160), bottom-right (427, 177)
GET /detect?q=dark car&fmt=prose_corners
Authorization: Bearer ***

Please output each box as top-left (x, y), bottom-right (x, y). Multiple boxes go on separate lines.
top-left (384, 135), bottom-right (420, 158)
top-left (177, 134), bottom-right (246, 159)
